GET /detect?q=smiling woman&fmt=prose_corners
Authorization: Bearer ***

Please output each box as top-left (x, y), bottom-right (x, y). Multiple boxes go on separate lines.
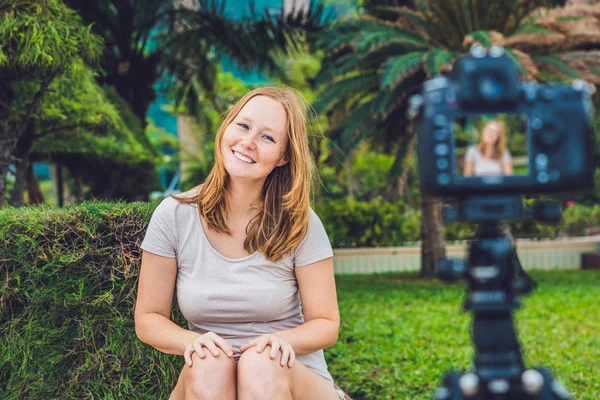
top-left (135, 86), bottom-right (348, 400)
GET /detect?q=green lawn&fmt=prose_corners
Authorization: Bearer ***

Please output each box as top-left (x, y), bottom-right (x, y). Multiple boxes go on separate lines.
top-left (327, 270), bottom-right (600, 400)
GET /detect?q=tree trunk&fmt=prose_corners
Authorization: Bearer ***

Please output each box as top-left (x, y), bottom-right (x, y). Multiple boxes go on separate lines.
top-left (420, 190), bottom-right (446, 278)
top-left (0, 163), bottom-right (9, 208)
top-left (9, 125), bottom-right (35, 207)
top-left (26, 163), bottom-right (44, 205)
top-left (8, 153), bottom-right (29, 207)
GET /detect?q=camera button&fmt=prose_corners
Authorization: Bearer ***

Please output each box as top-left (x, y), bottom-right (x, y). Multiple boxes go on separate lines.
top-left (550, 170), bottom-right (560, 181)
top-left (535, 154), bottom-right (548, 169)
top-left (433, 114), bottom-right (448, 127)
top-left (530, 117), bottom-right (543, 130)
top-left (537, 171), bottom-right (550, 183)
top-left (435, 144), bottom-right (450, 156)
top-left (540, 88), bottom-right (557, 101)
top-left (437, 174), bottom-right (450, 185)
top-left (434, 129), bottom-right (449, 141)
top-left (437, 158), bottom-right (449, 170)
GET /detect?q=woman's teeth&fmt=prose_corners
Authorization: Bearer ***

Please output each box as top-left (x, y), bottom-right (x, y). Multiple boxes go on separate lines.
top-left (233, 151), bottom-right (255, 163)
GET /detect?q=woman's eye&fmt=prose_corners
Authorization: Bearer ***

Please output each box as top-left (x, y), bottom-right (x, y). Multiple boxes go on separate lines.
top-left (237, 123), bottom-right (249, 130)
top-left (263, 135), bottom-right (275, 142)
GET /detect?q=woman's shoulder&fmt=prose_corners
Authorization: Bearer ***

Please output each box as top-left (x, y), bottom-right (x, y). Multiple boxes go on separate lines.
top-left (153, 193), bottom-right (198, 221)
top-left (465, 145), bottom-right (480, 159)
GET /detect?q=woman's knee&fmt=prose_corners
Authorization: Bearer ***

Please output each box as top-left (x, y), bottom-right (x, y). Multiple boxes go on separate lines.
top-left (237, 347), bottom-right (292, 398)
top-left (177, 351), bottom-right (237, 400)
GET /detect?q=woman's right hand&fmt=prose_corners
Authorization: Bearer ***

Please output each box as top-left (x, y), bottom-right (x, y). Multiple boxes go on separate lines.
top-left (184, 331), bottom-right (238, 367)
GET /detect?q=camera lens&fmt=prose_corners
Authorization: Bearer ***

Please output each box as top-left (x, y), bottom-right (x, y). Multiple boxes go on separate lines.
top-left (478, 74), bottom-right (504, 100)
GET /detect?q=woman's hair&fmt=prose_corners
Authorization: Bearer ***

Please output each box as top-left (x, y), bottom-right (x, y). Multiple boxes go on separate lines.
top-left (477, 119), bottom-right (507, 160)
top-left (171, 86), bottom-right (316, 262)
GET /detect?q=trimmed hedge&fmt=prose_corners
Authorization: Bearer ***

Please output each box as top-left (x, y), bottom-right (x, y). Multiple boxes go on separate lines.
top-left (0, 201), bottom-right (185, 399)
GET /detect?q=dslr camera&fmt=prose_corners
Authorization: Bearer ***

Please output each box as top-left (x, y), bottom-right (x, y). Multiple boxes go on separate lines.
top-left (412, 45), bottom-right (594, 203)
top-left (409, 46), bottom-right (595, 400)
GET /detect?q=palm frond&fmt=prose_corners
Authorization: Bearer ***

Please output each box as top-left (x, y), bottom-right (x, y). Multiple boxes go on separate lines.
top-left (378, 71), bottom-right (427, 119)
top-left (462, 30), bottom-right (496, 48)
top-left (315, 51), bottom-right (363, 86)
top-left (505, 48), bottom-right (539, 80)
top-left (328, 100), bottom-right (379, 159)
top-left (382, 52), bottom-right (426, 89)
top-left (388, 132), bottom-right (415, 180)
top-left (313, 73), bottom-right (380, 115)
top-left (533, 54), bottom-right (584, 80)
top-left (355, 25), bottom-right (433, 54)
top-left (423, 48), bottom-right (457, 77)
top-left (369, 5), bottom-right (429, 31)
top-left (559, 50), bottom-right (600, 84)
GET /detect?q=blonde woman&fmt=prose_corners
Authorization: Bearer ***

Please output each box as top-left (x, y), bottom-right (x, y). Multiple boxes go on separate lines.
top-left (463, 119), bottom-right (513, 177)
top-left (135, 87), bottom-right (347, 400)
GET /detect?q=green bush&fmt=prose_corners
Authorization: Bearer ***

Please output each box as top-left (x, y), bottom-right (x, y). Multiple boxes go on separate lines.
top-left (317, 199), bottom-right (600, 246)
top-left (0, 201), bottom-right (184, 399)
top-left (315, 198), bottom-right (421, 247)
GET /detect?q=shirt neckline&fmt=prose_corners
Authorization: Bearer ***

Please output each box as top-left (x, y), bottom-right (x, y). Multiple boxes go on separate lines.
top-left (193, 206), bottom-right (259, 263)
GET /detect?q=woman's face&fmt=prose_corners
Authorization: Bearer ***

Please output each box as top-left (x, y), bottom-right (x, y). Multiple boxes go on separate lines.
top-left (482, 122), bottom-right (501, 145)
top-left (221, 95), bottom-right (289, 183)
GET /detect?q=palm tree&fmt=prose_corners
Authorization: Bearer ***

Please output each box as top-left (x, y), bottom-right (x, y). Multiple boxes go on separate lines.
top-left (314, 0), bottom-right (600, 277)
top-left (65, 0), bottom-right (328, 125)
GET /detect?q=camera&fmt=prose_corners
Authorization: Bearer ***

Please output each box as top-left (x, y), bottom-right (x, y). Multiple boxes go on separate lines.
top-left (410, 45), bottom-right (595, 200)
top-left (408, 46), bottom-right (595, 400)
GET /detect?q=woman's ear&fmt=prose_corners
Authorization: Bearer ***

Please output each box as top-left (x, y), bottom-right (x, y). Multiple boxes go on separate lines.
top-left (276, 156), bottom-right (289, 167)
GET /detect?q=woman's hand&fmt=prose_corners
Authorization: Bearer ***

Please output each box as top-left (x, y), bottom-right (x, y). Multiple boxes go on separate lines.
top-left (240, 334), bottom-right (296, 368)
top-left (184, 331), bottom-right (238, 367)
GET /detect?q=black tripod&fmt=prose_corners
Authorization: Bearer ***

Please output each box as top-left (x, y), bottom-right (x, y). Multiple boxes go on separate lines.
top-left (434, 219), bottom-right (571, 400)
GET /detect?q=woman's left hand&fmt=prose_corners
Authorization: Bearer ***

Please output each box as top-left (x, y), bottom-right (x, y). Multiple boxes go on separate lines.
top-left (240, 334), bottom-right (296, 368)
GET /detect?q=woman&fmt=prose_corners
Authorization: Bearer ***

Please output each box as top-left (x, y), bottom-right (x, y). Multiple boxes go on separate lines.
top-left (463, 119), bottom-right (513, 177)
top-left (135, 87), bottom-right (347, 400)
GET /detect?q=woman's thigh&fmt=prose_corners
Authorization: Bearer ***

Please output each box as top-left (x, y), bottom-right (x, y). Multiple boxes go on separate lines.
top-left (237, 347), bottom-right (340, 400)
top-left (289, 360), bottom-right (342, 400)
top-left (170, 351), bottom-right (237, 400)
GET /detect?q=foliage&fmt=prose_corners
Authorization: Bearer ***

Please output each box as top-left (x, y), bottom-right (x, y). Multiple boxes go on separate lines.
top-left (0, 0), bottom-right (102, 72)
top-left (0, 0), bottom-right (105, 206)
top-left (0, 201), bottom-right (597, 398)
top-left (26, 67), bottom-right (153, 165)
top-left (66, 0), bottom-right (330, 124)
top-left (315, 197), bottom-right (421, 247)
top-left (317, 197), bottom-right (600, 246)
top-left (314, 0), bottom-right (600, 183)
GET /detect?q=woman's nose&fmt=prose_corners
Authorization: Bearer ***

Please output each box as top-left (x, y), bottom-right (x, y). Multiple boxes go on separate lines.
top-left (240, 132), bottom-right (257, 149)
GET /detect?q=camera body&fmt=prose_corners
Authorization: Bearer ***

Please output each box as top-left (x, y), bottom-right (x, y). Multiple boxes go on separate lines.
top-left (411, 47), bottom-right (595, 198)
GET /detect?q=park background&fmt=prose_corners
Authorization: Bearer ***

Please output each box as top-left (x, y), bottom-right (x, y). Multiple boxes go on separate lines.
top-left (1, 0), bottom-right (599, 399)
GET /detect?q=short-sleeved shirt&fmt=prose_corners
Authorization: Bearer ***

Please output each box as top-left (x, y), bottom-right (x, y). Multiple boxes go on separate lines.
top-left (465, 146), bottom-right (511, 176)
top-left (140, 196), bottom-right (335, 385)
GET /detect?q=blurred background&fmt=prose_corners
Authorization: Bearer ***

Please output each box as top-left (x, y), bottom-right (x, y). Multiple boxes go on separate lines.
top-left (2, 0), bottom-right (600, 275)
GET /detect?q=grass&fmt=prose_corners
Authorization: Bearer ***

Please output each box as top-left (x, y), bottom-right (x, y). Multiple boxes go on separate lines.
top-left (326, 270), bottom-right (600, 400)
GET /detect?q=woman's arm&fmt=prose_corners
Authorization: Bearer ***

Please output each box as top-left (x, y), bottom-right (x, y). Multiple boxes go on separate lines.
top-left (272, 257), bottom-right (340, 355)
top-left (135, 251), bottom-right (200, 355)
top-left (502, 161), bottom-right (513, 175)
top-left (464, 161), bottom-right (474, 176)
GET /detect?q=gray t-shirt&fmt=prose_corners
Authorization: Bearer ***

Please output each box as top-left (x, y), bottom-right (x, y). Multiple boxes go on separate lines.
top-left (465, 146), bottom-right (511, 176)
top-left (140, 196), bottom-right (335, 385)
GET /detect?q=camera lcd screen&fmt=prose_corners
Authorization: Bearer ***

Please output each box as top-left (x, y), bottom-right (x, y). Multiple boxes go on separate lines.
top-left (453, 114), bottom-right (529, 179)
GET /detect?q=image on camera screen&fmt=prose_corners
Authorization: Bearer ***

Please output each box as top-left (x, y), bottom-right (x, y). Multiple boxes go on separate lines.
top-left (453, 114), bottom-right (529, 178)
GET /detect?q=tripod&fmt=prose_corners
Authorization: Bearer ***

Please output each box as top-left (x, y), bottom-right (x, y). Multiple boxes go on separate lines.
top-left (434, 221), bottom-right (571, 400)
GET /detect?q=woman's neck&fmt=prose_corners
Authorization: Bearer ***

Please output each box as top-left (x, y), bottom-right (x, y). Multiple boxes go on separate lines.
top-left (481, 143), bottom-right (495, 157)
top-left (226, 179), bottom-right (263, 219)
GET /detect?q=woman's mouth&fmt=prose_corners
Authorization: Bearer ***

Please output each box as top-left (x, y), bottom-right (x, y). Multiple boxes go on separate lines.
top-left (232, 150), bottom-right (256, 164)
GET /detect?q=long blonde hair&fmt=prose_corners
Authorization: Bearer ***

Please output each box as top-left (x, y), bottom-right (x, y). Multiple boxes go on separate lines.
top-left (172, 86), bottom-right (316, 262)
top-left (477, 120), bottom-right (507, 160)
